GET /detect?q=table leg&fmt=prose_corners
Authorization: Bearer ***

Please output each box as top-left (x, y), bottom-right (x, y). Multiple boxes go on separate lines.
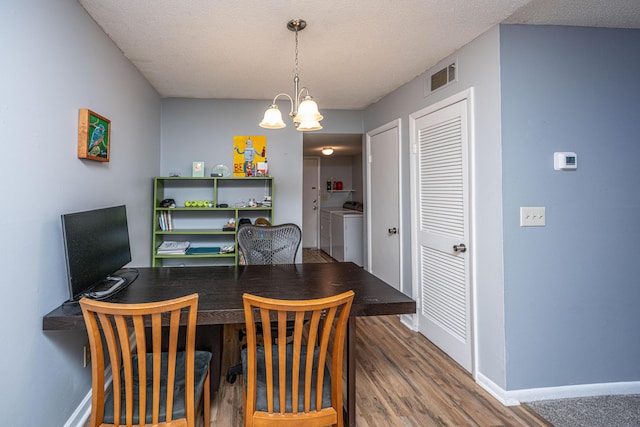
top-left (347, 316), bottom-right (356, 426)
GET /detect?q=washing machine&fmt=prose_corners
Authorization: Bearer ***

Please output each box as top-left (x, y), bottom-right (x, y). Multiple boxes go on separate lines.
top-left (320, 201), bottom-right (363, 258)
top-left (330, 209), bottom-right (363, 266)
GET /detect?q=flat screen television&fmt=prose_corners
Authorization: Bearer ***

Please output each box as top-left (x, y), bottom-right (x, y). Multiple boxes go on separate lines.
top-left (61, 205), bottom-right (137, 301)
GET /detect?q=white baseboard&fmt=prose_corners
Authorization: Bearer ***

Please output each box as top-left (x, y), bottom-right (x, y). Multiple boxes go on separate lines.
top-left (476, 373), bottom-right (521, 406)
top-left (63, 389), bottom-right (91, 427)
top-left (476, 372), bottom-right (640, 406)
top-left (400, 313), bottom-right (417, 331)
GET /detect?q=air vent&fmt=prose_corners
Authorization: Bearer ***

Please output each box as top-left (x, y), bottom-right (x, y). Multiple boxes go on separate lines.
top-left (426, 62), bottom-right (456, 94)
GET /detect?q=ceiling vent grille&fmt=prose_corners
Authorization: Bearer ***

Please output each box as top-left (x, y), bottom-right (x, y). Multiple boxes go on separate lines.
top-left (426, 62), bottom-right (456, 95)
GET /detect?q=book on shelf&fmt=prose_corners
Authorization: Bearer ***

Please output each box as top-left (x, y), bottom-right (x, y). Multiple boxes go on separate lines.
top-left (185, 246), bottom-right (221, 255)
top-left (158, 211), bottom-right (174, 231)
top-left (156, 240), bottom-right (190, 255)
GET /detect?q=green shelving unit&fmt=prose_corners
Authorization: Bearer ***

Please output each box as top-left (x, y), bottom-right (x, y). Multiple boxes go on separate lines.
top-left (152, 176), bottom-right (274, 267)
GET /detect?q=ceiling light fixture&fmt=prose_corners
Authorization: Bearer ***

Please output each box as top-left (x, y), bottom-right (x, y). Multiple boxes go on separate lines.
top-left (259, 19), bottom-right (323, 132)
top-left (321, 147), bottom-right (334, 155)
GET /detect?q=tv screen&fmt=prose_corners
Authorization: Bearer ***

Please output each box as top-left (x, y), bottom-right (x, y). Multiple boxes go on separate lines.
top-left (61, 205), bottom-right (133, 301)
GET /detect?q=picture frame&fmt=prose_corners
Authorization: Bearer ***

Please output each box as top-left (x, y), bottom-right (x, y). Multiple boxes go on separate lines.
top-left (78, 109), bottom-right (111, 162)
top-left (192, 161), bottom-right (205, 177)
top-left (233, 135), bottom-right (266, 176)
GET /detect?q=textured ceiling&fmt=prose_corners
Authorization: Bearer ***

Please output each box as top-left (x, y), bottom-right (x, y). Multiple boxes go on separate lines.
top-left (78, 0), bottom-right (640, 111)
top-left (77, 0), bottom-right (640, 154)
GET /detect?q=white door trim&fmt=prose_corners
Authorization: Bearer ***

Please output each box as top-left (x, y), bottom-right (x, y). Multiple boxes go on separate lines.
top-left (365, 119), bottom-right (403, 294)
top-left (409, 88), bottom-right (477, 377)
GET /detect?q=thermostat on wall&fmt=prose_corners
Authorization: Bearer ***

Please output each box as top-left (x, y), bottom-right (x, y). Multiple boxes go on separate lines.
top-left (554, 152), bottom-right (577, 170)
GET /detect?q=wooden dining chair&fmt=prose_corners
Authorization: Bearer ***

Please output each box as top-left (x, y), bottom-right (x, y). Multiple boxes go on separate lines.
top-left (241, 290), bottom-right (355, 427)
top-left (79, 294), bottom-right (211, 427)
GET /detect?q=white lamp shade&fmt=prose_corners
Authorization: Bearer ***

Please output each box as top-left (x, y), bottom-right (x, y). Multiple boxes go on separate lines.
top-left (321, 147), bottom-right (334, 155)
top-left (295, 97), bottom-right (323, 123)
top-left (259, 105), bottom-right (286, 129)
top-left (297, 120), bottom-right (323, 131)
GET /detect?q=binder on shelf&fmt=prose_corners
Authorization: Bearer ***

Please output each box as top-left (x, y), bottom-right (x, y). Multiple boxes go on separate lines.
top-left (157, 240), bottom-right (190, 255)
top-left (186, 247), bottom-right (221, 255)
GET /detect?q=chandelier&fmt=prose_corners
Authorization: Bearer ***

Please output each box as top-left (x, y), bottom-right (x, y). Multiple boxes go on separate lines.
top-left (259, 19), bottom-right (323, 131)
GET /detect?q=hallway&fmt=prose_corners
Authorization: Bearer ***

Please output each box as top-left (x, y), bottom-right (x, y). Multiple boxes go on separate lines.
top-left (302, 247), bottom-right (335, 263)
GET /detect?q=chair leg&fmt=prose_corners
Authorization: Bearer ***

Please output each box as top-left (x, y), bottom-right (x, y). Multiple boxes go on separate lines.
top-left (204, 370), bottom-right (211, 426)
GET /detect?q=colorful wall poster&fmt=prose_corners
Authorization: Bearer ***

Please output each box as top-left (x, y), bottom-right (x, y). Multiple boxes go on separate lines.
top-left (233, 135), bottom-right (266, 176)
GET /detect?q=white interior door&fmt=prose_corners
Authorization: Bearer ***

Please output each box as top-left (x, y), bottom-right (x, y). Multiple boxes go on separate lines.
top-left (366, 120), bottom-right (401, 291)
top-left (410, 94), bottom-right (472, 372)
top-left (302, 157), bottom-right (320, 248)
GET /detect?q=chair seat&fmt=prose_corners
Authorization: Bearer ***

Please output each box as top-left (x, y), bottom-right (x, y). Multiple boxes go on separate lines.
top-left (103, 350), bottom-right (212, 424)
top-left (242, 344), bottom-right (332, 413)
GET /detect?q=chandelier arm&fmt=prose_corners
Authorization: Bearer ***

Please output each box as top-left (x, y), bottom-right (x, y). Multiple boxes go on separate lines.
top-left (271, 93), bottom-right (295, 115)
top-left (297, 87), bottom-right (311, 102)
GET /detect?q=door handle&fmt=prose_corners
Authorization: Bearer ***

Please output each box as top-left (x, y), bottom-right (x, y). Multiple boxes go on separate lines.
top-left (312, 206), bottom-right (317, 210)
top-left (388, 227), bottom-right (397, 234)
top-left (453, 243), bottom-right (467, 253)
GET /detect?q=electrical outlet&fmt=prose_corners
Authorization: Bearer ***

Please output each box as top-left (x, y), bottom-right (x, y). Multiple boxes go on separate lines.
top-left (83, 344), bottom-right (91, 368)
top-left (520, 207), bottom-right (545, 227)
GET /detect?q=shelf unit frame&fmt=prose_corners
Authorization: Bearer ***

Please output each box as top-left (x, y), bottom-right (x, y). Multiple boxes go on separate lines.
top-left (152, 176), bottom-right (274, 267)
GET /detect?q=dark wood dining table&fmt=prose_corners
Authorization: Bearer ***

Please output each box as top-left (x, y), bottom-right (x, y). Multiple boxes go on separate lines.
top-left (43, 262), bottom-right (416, 427)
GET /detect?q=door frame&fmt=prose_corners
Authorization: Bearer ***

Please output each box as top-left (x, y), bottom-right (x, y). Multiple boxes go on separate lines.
top-left (365, 119), bottom-right (403, 292)
top-left (409, 88), bottom-right (477, 377)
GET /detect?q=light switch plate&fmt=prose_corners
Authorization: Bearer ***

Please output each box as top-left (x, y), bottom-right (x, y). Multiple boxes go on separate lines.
top-left (520, 207), bottom-right (545, 227)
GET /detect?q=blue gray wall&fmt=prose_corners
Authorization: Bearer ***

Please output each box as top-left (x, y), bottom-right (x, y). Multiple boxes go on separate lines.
top-left (0, 1), bottom-right (161, 425)
top-left (160, 98), bottom-right (363, 252)
top-left (500, 25), bottom-right (640, 390)
top-left (364, 23), bottom-right (640, 395)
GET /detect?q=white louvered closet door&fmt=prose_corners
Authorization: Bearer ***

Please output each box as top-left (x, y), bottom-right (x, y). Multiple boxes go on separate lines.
top-left (413, 98), bottom-right (471, 372)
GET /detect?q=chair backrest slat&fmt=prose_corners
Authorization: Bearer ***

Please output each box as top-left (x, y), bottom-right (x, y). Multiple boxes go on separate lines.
top-left (304, 309), bottom-right (322, 412)
top-left (290, 310), bottom-right (305, 413)
top-left (114, 314), bottom-right (135, 425)
top-left (164, 309), bottom-right (181, 424)
top-left (132, 315), bottom-right (147, 425)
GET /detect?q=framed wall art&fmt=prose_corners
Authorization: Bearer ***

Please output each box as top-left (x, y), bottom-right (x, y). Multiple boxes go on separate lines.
top-left (233, 135), bottom-right (266, 176)
top-left (78, 109), bottom-right (111, 162)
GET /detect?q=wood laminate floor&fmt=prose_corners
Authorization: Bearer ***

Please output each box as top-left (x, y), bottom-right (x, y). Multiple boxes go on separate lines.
top-left (205, 249), bottom-right (549, 426)
top-left (207, 315), bottom-right (549, 426)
